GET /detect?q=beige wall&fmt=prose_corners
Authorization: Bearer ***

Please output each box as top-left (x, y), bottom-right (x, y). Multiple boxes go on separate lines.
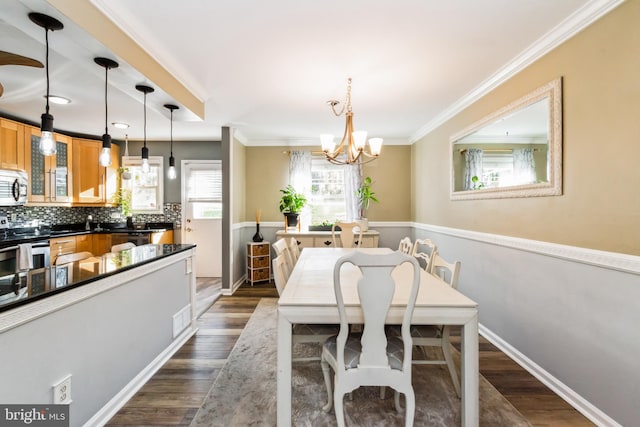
top-left (245, 145), bottom-right (412, 223)
top-left (413, 1), bottom-right (640, 256)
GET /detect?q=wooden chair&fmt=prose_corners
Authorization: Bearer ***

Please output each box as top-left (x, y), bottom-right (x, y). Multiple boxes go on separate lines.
top-left (410, 253), bottom-right (462, 397)
top-left (111, 242), bottom-right (136, 253)
top-left (272, 239), bottom-right (295, 273)
top-left (398, 237), bottom-right (413, 254)
top-left (331, 221), bottom-right (363, 248)
top-left (55, 251), bottom-right (94, 265)
top-left (411, 238), bottom-right (437, 272)
top-left (272, 252), bottom-right (337, 362)
top-left (286, 237), bottom-right (301, 263)
top-left (321, 251), bottom-right (421, 426)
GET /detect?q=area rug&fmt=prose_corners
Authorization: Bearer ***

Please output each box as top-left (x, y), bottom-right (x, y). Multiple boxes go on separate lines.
top-left (190, 298), bottom-right (531, 426)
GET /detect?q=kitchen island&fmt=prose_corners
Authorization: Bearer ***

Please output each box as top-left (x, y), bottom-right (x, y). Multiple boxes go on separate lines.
top-left (0, 244), bottom-right (197, 427)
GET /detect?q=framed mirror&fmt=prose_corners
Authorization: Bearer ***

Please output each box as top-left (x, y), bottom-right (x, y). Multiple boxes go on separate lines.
top-left (450, 78), bottom-right (562, 200)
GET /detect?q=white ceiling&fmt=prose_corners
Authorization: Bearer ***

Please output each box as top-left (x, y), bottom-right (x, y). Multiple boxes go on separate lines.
top-left (0, 0), bottom-right (619, 146)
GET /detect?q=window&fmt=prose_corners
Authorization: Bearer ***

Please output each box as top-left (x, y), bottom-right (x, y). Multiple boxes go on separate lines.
top-left (186, 162), bottom-right (222, 219)
top-left (122, 156), bottom-right (164, 214)
top-left (309, 157), bottom-right (346, 224)
top-left (481, 153), bottom-right (514, 188)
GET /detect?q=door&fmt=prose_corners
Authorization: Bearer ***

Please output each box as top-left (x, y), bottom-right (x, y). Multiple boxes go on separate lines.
top-left (182, 160), bottom-right (222, 277)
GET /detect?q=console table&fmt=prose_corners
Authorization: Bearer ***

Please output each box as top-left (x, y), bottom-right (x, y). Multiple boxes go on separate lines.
top-left (276, 229), bottom-right (379, 248)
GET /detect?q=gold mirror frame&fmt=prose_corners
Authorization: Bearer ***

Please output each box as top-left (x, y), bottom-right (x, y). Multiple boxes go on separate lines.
top-left (450, 78), bottom-right (562, 200)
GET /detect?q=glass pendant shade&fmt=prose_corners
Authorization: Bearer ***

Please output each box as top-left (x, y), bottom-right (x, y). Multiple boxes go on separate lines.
top-left (168, 155), bottom-right (177, 180)
top-left (39, 112), bottom-right (56, 155)
top-left (136, 84), bottom-right (154, 173)
top-left (141, 145), bottom-right (150, 173)
top-left (99, 133), bottom-right (112, 166)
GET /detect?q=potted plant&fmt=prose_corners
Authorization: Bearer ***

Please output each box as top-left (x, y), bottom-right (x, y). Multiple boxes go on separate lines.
top-left (356, 176), bottom-right (379, 231)
top-left (279, 185), bottom-right (307, 229)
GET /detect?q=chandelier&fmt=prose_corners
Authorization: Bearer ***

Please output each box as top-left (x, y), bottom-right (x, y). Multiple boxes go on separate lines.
top-left (320, 78), bottom-right (383, 165)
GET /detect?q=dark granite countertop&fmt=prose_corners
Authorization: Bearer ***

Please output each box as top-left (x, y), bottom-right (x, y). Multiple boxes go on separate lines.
top-left (0, 243), bottom-right (195, 313)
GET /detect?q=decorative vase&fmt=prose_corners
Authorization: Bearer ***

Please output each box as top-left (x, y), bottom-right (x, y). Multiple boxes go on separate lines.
top-left (284, 212), bottom-right (299, 229)
top-left (252, 223), bottom-right (264, 242)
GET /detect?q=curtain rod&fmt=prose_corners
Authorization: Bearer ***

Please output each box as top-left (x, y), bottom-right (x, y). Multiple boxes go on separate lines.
top-left (458, 148), bottom-right (539, 154)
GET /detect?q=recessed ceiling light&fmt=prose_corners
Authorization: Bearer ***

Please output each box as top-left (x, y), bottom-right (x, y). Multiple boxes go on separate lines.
top-left (112, 122), bottom-right (130, 129)
top-left (45, 95), bottom-right (71, 105)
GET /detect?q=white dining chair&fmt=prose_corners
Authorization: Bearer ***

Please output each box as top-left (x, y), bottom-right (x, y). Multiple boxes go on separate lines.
top-left (411, 238), bottom-right (437, 272)
top-left (286, 237), bottom-right (301, 262)
top-left (272, 238), bottom-right (295, 273)
top-left (331, 221), bottom-right (363, 248)
top-left (398, 237), bottom-right (413, 254)
top-left (321, 251), bottom-right (421, 426)
top-left (272, 252), bottom-right (338, 362)
top-left (410, 253), bottom-right (461, 397)
top-left (55, 251), bottom-right (94, 265)
top-left (111, 242), bottom-right (136, 253)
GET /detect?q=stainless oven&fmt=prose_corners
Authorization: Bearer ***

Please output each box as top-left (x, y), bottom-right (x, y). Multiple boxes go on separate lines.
top-left (0, 240), bottom-right (50, 276)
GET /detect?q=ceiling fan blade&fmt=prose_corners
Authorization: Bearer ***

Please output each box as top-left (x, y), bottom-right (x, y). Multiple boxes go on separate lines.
top-left (0, 50), bottom-right (44, 68)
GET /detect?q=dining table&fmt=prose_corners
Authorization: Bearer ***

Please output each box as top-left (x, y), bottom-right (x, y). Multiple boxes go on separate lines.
top-left (277, 247), bottom-right (479, 426)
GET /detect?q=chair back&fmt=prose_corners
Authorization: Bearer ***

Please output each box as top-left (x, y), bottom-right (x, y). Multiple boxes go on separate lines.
top-left (331, 221), bottom-right (363, 248)
top-left (431, 253), bottom-right (461, 289)
top-left (272, 239), bottom-right (295, 272)
top-left (286, 237), bottom-right (301, 262)
top-left (398, 237), bottom-right (413, 254)
top-left (111, 242), bottom-right (136, 253)
top-left (55, 251), bottom-right (94, 265)
top-left (333, 251), bottom-right (421, 373)
top-left (411, 238), bottom-right (437, 272)
top-left (272, 254), bottom-right (290, 296)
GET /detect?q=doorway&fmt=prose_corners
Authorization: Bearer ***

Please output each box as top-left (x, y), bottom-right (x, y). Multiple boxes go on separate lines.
top-left (181, 160), bottom-right (222, 278)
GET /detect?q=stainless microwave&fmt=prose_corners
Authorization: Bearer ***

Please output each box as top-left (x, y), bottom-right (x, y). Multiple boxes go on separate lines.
top-left (0, 169), bottom-right (28, 206)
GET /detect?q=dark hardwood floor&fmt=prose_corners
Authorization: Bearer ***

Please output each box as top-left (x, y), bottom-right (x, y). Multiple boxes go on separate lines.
top-left (106, 281), bottom-right (593, 426)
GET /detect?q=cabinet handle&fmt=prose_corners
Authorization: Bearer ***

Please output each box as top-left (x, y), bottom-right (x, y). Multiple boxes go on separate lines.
top-left (355, 240), bottom-right (359, 245)
top-left (296, 240), bottom-right (301, 245)
top-left (324, 240), bottom-right (332, 246)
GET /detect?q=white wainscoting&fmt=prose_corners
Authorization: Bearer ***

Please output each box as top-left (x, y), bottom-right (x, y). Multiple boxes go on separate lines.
top-left (414, 222), bottom-right (637, 427)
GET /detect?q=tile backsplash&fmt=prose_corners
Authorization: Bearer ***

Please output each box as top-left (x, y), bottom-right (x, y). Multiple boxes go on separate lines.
top-left (1, 203), bottom-right (182, 229)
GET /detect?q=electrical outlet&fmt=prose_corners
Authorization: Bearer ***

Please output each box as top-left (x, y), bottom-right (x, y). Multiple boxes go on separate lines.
top-left (53, 375), bottom-right (72, 404)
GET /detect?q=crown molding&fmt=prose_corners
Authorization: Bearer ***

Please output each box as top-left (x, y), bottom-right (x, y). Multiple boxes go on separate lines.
top-left (409, 0), bottom-right (624, 144)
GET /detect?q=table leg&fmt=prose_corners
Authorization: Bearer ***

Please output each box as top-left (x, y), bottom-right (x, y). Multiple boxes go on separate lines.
top-left (277, 310), bottom-right (292, 426)
top-left (461, 313), bottom-right (479, 426)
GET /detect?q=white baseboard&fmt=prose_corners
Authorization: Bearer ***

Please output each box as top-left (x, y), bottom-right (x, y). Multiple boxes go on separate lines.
top-left (84, 326), bottom-right (198, 427)
top-left (224, 275), bottom-right (246, 295)
top-left (479, 324), bottom-right (621, 427)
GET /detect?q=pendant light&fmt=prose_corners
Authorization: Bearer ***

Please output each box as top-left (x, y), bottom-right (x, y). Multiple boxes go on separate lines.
top-left (29, 12), bottom-right (64, 156)
top-left (95, 57), bottom-right (119, 167)
top-left (164, 104), bottom-right (179, 180)
top-left (135, 84), bottom-right (154, 172)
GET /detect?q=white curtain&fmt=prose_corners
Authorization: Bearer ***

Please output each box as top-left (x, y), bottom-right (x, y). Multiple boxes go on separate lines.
top-left (289, 150), bottom-right (312, 225)
top-left (513, 148), bottom-right (536, 185)
top-left (344, 162), bottom-right (362, 221)
top-left (463, 148), bottom-right (483, 190)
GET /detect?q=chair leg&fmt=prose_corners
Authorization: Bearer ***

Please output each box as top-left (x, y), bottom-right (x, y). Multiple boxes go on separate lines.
top-left (394, 390), bottom-right (405, 414)
top-left (442, 341), bottom-right (461, 398)
top-left (321, 359), bottom-right (333, 412)
top-left (404, 389), bottom-right (415, 427)
top-left (334, 392), bottom-right (346, 427)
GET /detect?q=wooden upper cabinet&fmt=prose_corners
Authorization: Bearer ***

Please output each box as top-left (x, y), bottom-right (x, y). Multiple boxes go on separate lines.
top-left (0, 119), bottom-right (26, 171)
top-left (24, 126), bottom-right (73, 204)
top-left (72, 138), bottom-right (120, 205)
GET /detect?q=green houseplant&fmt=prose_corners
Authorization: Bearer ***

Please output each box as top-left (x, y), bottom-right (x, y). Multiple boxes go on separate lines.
top-left (279, 185), bottom-right (307, 228)
top-left (356, 176), bottom-right (379, 231)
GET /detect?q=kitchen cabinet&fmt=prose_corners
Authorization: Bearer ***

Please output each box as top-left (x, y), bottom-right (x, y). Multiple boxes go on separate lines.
top-left (24, 126), bottom-right (73, 204)
top-left (92, 233), bottom-right (112, 256)
top-left (0, 118), bottom-right (26, 170)
top-left (50, 236), bottom-right (78, 265)
top-left (151, 230), bottom-right (174, 245)
top-left (75, 234), bottom-right (93, 253)
top-left (276, 230), bottom-right (380, 249)
top-left (72, 138), bottom-right (120, 205)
